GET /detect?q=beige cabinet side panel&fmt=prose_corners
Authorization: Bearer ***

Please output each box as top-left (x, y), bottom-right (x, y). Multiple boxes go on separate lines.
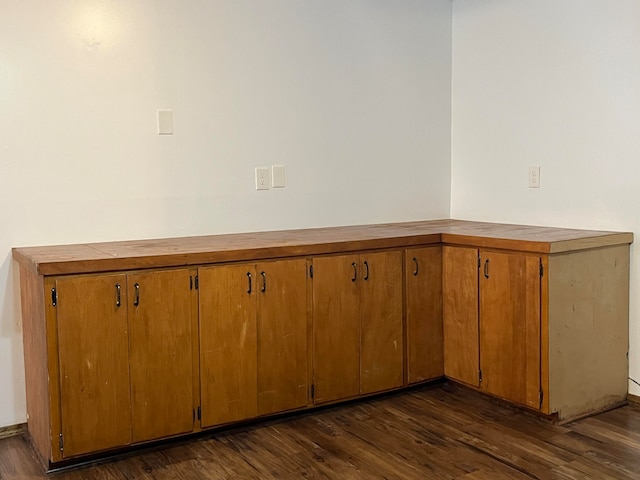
top-left (548, 245), bottom-right (630, 421)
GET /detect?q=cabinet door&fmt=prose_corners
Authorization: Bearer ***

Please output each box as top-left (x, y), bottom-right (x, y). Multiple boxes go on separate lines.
top-left (128, 269), bottom-right (194, 443)
top-left (360, 251), bottom-right (403, 395)
top-left (56, 274), bottom-right (132, 458)
top-left (443, 246), bottom-right (480, 387)
top-left (256, 259), bottom-right (308, 415)
top-left (312, 255), bottom-right (360, 404)
top-left (480, 252), bottom-right (541, 408)
top-left (405, 247), bottom-right (443, 384)
top-left (199, 264), bottom-right (257, 426)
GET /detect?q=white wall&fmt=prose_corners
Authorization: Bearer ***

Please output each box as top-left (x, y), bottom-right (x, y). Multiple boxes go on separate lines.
top-left (0, 1), bottom-right (452, 427)
top-left (451, 1), bottom-right (640, 394)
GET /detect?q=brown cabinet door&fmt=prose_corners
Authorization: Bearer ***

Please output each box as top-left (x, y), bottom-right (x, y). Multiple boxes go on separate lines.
top-left (312, 255), bottom-right (360, 404)
top-left (56, 274), bottom-right (132, 458)
top-left (128, 269), bottom-right (194, 443)
top-left (360, 251), bottom-right (403, 395)
top-left (443, 246), bottom-right (480, 387)
top-left (199, 264), bottom-right (258, 426)
top-left (256, 259), bottom-right (308, 415)
top-left (405, 247), bottom-right (443, 384)
top-left (480, 251), bottom-right (541, 408)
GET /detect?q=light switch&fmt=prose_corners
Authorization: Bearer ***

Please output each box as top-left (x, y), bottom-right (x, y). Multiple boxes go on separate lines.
top-left (272, 165), bottom-right (285, 188)
top-left (157, 110), bottom-right (173, 135)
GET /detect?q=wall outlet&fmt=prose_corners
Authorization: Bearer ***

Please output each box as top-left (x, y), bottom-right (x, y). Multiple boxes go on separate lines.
top-left (255, 167), bottom-right (270, 190)
top-left (528, 166), bottom-right (540, 188)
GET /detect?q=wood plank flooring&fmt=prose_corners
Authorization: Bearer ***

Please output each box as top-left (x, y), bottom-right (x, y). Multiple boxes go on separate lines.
top-left (2, 383), bottom-right (640, 479)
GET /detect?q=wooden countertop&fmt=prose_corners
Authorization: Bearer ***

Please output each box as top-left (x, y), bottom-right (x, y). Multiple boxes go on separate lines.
top-left (12, 219), bottom-right (633, 276)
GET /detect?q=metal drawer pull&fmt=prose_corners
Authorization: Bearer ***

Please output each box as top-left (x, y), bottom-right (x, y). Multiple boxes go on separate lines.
top-left (364, 260), bottom-right (369, 281)
top-left (413, 257), bottom-right (419, 276)
top-left (484, 259), bottom-right (490, 279)
top-left (247, 272), bottom-right (252, 294)
top-left (115, 283), bottom-right (121, 308)
top-left (133, 283), bottom-right (140, 306)
top-left (351, 262), bottom-right (357, 282)
top-left (261, 271), bottom-right (266, 293)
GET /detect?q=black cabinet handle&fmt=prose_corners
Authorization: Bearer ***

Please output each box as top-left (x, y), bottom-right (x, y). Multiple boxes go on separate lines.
top-left (115, 283), bottom-right (121, 308)
top-left (133, 283), bottom-right (140, 306)
top-left (484, 259), bottom-right (490, 279)
top-left (261, 271), bottom-right (266, 293)
top-left (363, 260), bottom-right (369, 281)
top-left (351, 262), bottom-right (357, 282)
top-left (247, 272), bottom-right (252, 294)
top-left (413, 257), bottom-right (419, 276)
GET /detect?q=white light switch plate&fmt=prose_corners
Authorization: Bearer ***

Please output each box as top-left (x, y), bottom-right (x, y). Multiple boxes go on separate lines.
top-left (157, 110), bottom-right (173, 135)
top-left (272, 165), bottom-right (285, 188)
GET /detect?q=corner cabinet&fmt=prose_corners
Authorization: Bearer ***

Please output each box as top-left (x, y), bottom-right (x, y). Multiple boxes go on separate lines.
top-left (13, 220), bottom-right (632, 469)
top-left (443, 243), bottom-right (630, 419)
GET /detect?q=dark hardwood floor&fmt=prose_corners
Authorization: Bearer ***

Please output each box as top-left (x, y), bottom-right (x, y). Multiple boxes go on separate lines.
top-left (2, 383), bottom-right (640, 479)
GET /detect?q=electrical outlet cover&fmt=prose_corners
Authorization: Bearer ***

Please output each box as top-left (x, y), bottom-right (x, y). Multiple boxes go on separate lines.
top-left (255, 167), bottom-right (270, 190)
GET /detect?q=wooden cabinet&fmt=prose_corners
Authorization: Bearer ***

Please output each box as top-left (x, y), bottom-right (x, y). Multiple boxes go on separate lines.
top-left (444, 247), bottom-right (543, 409)
top-left (13, 220), bottom-right (632, 468)
top-left (312, 251), bottom-right (403, 404)
top-left (55, 274), bottom-right (132, 458)
top-left (199, 259), bottom-right (308, 427)
top-left (54, 269), bottom-right (194, 458)
top-left (256, 259), bottom-right (309, 416)
top-left (127, 270), bottom-right (195, 443)
top-left (443, 246), bottom-right (480, 387)
top-left (405, 247), bottom-right (443, 384)
top-left (479, 251), bottom-right (541, 409)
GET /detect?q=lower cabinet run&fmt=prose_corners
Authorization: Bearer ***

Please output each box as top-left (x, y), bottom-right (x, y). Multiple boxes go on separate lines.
top-left (198, 258), bottom-right (308, 428)
top-left (12, 220), bottom-right (632, 469)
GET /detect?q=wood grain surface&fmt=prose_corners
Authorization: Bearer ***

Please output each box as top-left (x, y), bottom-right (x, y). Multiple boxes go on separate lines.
top-left (443, 246), bottom-right (480, 387)
top-left (12, 220), bottom-right (632, 276)
top-left (479, 251), bottom-right (541, 409)
top-left (198, 264), bottom-right (258, 427)
top-left (359, 251), bottom-right (404, 395)
top-left (312, 254), bottom-right (361, 404)
top-left (128, 269), bottom-right (194, 443)
top-left (405, 246), bottom-right (444, 384)
top-left (3, 383), bottom-right (640, 479)
top-left (55, 274), bottom-right (132, 458)
top-left (256, 258), bottom-right (309, 416)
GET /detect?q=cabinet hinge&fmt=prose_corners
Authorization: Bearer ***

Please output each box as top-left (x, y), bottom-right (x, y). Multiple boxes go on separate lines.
top-left (51, 288), bottom-right (57, 307)
top-left (311, 384), bottom-right (315, 400)
top-left (197, 406), bottom-right (201, 421)
top-left (479, 370), bottom-right (483, 383)
top-left (59, 433), bottom-right (64, 451)
top-left (195, 275), bottom-right (199, 290)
